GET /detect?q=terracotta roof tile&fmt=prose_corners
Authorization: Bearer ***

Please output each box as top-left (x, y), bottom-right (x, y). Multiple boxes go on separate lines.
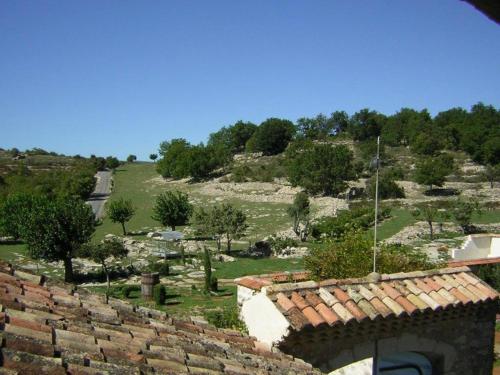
top-left (437, 288), bottom-right (459, 305)
top-left (465, 284), bottom-right (489, 301)
top-left (317, 288), bottom-right (339, 306)
top-left (331, 287), bottom-right (352, 304)
top-left (368, 297), bottom-right (394, 318)
top-left (457, 286), bottom-right (480, 303)
top-left (302, 306), bottom-right (326, 327)
top-left (276, 292), bottom-right (295, 312)
top-left (265, 267), bottom-right (497, 332)
top-left (475, 282), bottom-right (499, 300)
top-left (304, 291), bottom-right (324, 307)
top-left (449, 288), bottom-right (471, 305)
top-left (0, 261), bottom-right (318, 375)
top-left (290, 292), bottom-right (308, 311)
top-left (422, 277), bottom-right (442, 292)
top-left (345, 300), bottom-right (368, 321)
top-left (315, 303), bottom-right (340, 325)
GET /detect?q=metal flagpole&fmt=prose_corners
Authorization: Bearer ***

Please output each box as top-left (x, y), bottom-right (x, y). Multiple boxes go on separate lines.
top-left (372, 136), bottom-right (380, 375)
top-left (373, 136), bottom-right (380, 273)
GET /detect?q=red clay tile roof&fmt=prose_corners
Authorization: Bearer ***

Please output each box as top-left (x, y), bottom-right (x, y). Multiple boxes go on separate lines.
top-left (236, 271), bottom-right (311, 290)
top-left (0, 262), bottom-right (319, 374)
top-left (448, 256), bottom-right (500, 267)
top-left (257, 267), bottom-right (499, 331)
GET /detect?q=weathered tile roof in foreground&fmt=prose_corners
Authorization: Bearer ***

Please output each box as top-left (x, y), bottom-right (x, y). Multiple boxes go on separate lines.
top-left (0, 262), bottom-right (319, 374)
top-left (237, 266), bottom-right (499, 331)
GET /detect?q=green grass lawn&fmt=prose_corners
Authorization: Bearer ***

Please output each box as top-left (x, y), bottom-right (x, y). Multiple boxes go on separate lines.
top-left (213, 257), bottom-right (304, 279)
top-left (85, 284), bottom-right (238, 318)
top-left (94, 162), bottom-right (161, 241)
top-left (94, 162), bottom-right (293, 242)
top-left (472, 209), bottom-right (500, 224)
top-left (368, 208), bottom-right (417, 241)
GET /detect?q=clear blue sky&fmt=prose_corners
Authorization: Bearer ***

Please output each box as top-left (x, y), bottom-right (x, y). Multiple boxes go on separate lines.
top-left (1, 1), bottom-right (499, 161)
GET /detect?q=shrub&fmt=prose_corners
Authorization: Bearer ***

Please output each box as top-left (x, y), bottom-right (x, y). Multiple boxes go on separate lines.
top-left (267, 235), bottom-right (298, 253)
top-left (204, 306), bottom-right (246, 331)
top-left (210, 276), bottom-right (218, 292)
top-left (122, 284), bottom-right (140, 298)
top-left (366, 173), bottom-right (405, 199)
top-left (153, 284), bottom-right (167, 305)
top-left (305, 230), bottom-right (441, 280)
top-left (311, 206), bottom-right (391, 239)
top-left (474, 264), bottom-right (500, 291)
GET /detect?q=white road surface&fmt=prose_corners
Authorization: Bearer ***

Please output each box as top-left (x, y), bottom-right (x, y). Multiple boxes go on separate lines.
top-left (87, 171), bottom-right (112, 219)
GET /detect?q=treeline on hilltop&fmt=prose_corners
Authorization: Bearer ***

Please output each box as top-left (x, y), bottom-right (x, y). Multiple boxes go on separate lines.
top-left (0, 148), bottom-right (123, 201)
top-left (155, 102), bottom-right (499, 195)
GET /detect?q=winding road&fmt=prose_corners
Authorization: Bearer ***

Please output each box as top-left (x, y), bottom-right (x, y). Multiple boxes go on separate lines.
top-left (87, 171), bottom-right (112, 219)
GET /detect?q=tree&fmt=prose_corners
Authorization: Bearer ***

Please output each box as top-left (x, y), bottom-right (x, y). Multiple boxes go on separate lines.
top-left (349, 109), bottom-right (386, 141)
top-left (80, 239), bottom-right (128, 290)
top-left (208, 121), bottom-right (257, 154)
top-left (287, 142), bottom-right (355, 196)
top-left (126, 155), bottom-right (137, 163)
top-left (414, 154), bottom-right (454, 191)
top-left (246, 118), bottom-right (296, 155)
top-left (203, 246), bottom-right (214, 293)
top-left (412, 203), bottom-right (440, 240)
top-left (220, 204), bottom-right (248, 254)
top-left (21, 195), bottom-right (95, 282)
top-left (152, 191), bottom-right (192, 230)
top-left (0, 193), bottom-right (35, 239)
top-left (156, 139), bottom-right (228, 180)
top-left (296, 114), bottom-right (335, 140)
top-left (482, 164), bottom-right (500, 188)
top-left (305, 229), bottom-right (440, 280)
top-left (411, 133), bottom-right (444, 156)
top-left (366, 173), bottom-right (405, 200)
top-left (156, 139), bottom-right (191, 178)
top-left (451, 198), bottom-right (481, 234)
top-left (106, 198), bottom-right (136, 235)
top-left (192, 206), bottom-right (226, 252)
top-left (287, 192), bottom-right (310, 241)
top-left (105, 156), bottom-right (120, 170)
top-left (149, 153), bottom-right (158, 162)
top-left (90, 156), bottom-right (106, 171)
top-left (382, 108), bottom-right (431, 146)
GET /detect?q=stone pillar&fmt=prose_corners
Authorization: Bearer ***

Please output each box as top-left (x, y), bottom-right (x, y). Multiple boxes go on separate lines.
top-left (141, 273), bottom-right (159, 299)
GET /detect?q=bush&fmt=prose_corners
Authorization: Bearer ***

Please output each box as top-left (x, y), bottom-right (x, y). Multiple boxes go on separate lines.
top-left (246, 118), bottom-right (295, 155)
top-left (311, 206), bottom-right (391, 239)
top-left (210, 276), bottom-right (218, 292)
top-left (122, 284), bottom-right (140, 298)
top-left (267, 235), bottom-right (298, 253)
top-left (305, 230), bottom-right (441, 280)
top-left (366, 173), bottom-right (405, 199)
top-left (153, 284), bottom-right (167, 305)
top-left (204, 306), bottom-right (246, 331)
top-left (474, 264), bottom-right (500, 291)
top-left (286, 142), bottom-right (355, 196)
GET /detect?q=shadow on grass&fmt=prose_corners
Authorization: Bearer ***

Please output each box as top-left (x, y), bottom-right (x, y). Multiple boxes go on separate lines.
top-left (0, 239), bottom-right (24, 245)
top-left (424, 188), bottom-right (460, 196)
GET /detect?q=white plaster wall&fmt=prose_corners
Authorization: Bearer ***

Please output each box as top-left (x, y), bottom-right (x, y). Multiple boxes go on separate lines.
top-left (240, 291), bottom-right (290, 347)
top-left (452, 235), bottom-right (499, 260)
top-left (237, 285), bottom-right (257, 306)
top-left (329, 358), bottom-right (372, 375)
top-left (490, 238), bottom-right (500, 257)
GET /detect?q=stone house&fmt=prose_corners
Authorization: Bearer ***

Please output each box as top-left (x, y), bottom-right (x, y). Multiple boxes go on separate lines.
top-left (237, 266), bottom-right (499, 374)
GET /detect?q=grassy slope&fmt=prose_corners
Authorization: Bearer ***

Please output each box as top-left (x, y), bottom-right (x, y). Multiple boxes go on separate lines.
top-left (94, 162), bottom-right (160, 240)
top-left (369, 208), bottom-right (417, 241)
top-left (94, 162), bottom-right (292, 243)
